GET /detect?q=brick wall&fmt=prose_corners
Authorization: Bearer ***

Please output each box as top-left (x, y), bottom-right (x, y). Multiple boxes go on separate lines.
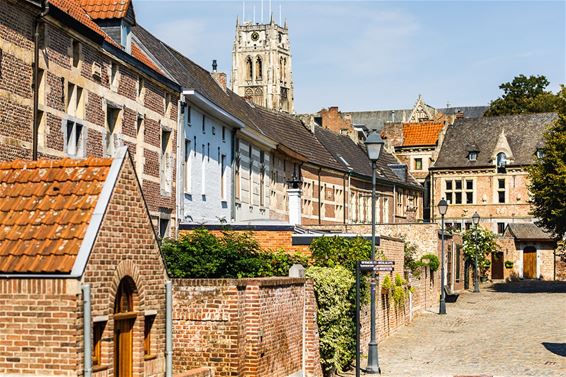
top-left (0, 1), bottom-right (179, 233)
top-left (172, 278), bottom-right (322, 377)
top-left (81, 156), bottom-right (169, 376)
top-left (0, 279), bottom-right (81, 374)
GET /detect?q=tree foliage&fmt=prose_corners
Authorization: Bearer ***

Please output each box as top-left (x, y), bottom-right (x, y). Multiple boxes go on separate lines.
top-left (485, 75), bottom-right (563, 116)
top-left (462, 227), bottom-right (498, 266)
top-left (528, 111), bottom-right (566, 239)
top-left (306, 266), bottom-right (355, 376)
top-left (309, 235), bottom-right (381, 271)
top-left (161, 229), bottom-right (308, 278)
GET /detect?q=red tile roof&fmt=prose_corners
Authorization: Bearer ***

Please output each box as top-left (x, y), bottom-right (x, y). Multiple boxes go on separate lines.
top-left (0, 158), bottom-right (112, 274)
top-left (77, 0), bottom-right (130, 20)
top-left (402, 122), bottom-right (445, 147)
top-left (132, 42), bottom-right (162, 74)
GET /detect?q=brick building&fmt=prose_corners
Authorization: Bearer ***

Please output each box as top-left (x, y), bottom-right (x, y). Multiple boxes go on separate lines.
top-left (0, 150), bottom-right (170, 376)
top-left (0, 0), bottom-right (180, 235)
top-left (429, 113), bottom-right (557, 235)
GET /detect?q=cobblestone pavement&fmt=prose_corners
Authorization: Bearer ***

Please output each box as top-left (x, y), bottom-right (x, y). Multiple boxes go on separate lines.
top-left (343, 281), bottom-right (566, 377)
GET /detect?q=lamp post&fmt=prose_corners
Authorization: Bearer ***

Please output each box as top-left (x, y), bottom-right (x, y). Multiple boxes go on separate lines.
top-left (472, 212), bottom-right (480, 293)
top-left (364, 131), bottom-right (384, 374)
top-left (437, 198), bottom-right (448, 314)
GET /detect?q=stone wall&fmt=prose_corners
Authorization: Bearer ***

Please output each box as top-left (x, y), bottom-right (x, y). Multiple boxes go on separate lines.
top-left (172, 278), bottom-right (322, 377)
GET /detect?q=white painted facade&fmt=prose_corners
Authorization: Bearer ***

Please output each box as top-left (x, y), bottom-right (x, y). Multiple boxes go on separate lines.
top-left (178, 91), bottom-right (242, 223)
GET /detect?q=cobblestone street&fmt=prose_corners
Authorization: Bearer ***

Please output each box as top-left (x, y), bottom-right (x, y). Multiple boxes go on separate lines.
top-left (346, 281), bottom-right (566, 377)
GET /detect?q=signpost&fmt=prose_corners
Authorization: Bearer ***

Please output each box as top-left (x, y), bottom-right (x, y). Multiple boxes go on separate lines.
top-left (355, 261), bottom-right (395, 377)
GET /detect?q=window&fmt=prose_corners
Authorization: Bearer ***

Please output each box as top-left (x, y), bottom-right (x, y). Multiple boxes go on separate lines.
top-left (220, 154), bottom-right (226, 200)
top-left (496, 152), bottom-right (507, 168)
top-left (105, 106), bottom-right (120, 156)
top-left (164, 93), bottom-right (171, 115)
top-left (468, 151), bottom-right (478, 161)
top-left (222, 127), bottom-right (226, 142)
top-left (72, 39), bottom-right (80, 68)
top-left (202, 115), bottom-right (206, 134)
top-left (201, 144), bottom-right (206, 195)
top-left (246, 56), bottom-right (253, 80)
top-left (414, 158), bottom-right (423, 170)
top-left (259, 165), bottom-right (265, 207)
top-left (497, 178), bottom-right (506, 203)
top-left (66, 83), bottom-right (84, 119)
top-left (187, 106), bottom-right (192, 126)
top-left (255, 56), bottom-right (263, 80)
top-left (65, 121), bottom-right (83, 157)
top-left (397, 189), bottom-right (404, 215)
top-left (536, 148), bottom-right (544, 159)
top-left (92, 321), bottom-right (105, 367)
top-left (445, 179), bottom-right (474, 204)
top-left (383, 198), bottom-right (389, 223)
top-left (159, 218), bottom-right (169, 239)
top-left (161, 129), bottom-right (172, 193)
top-left (184, 139), bottom-right (192, 193)
top-left (497, 222), bottom-right (506, 235)
top-left (235, 155), bottom-right (241, 200)
top-left (144, 315), bottom-right (155, 358)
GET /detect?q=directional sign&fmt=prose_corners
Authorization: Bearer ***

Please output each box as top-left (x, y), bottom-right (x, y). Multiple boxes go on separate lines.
top-left (373, 266), bottom-right (394, 272)
top-left (359, 260), bottom-right (395, 272)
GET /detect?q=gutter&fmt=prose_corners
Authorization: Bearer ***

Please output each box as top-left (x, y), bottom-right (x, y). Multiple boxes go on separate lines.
top-left (183, 90), bottom-right (244, 129)
top-left (32, 0), bottom-right (49, 160)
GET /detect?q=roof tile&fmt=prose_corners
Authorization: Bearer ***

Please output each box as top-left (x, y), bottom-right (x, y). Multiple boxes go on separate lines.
top-left (0, 158), bottom-right (111, 274)
top-left (77, 0), bottom-right (130, 19)
top-left (402, 122), bottom-right (444, 147)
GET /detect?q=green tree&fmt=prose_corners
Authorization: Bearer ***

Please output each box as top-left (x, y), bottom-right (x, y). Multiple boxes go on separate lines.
top-left (485, 75), bottom-right (561, 116)
top-left (528, 111), bottom-right (566, 239)
top-left (462, 227), bottom-right (498, 267)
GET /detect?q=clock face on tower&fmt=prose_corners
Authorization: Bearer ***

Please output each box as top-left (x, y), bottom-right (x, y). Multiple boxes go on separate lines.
top-left (251, 31), bottom-right (259, 41)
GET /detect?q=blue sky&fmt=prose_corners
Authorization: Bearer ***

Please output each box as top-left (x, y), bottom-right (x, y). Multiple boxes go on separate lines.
top-left (134, 1), bottom-right (566, 113)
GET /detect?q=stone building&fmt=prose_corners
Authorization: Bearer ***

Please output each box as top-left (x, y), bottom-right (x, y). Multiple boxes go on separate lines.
top-left (429, 112), bottom-right (557, 234)
top-left (0, 150), bottom-right (170, 376)
top-left (0, 0), bottom-right (180, 236)
top-left (231, 18), bottom-right (294, 113)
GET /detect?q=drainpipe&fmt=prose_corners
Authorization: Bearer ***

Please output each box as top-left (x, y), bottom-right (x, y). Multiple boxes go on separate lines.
top-left (231, 130), bottom-right (237, 222)
top-left (393, 184), bottom-right (397, 223)
top-left (82, 284), bottom-right (92, 377)
top-left (32, 0), bottom-right (49, 160)
top-left (166, 281), bottom-right (173, 377)
top-left (317, 168), bottom-right (322, 225)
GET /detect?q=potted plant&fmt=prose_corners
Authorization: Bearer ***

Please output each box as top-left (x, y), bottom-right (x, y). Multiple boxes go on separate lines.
top-left (381, 274), bottom-right (392, 295)
top-left (505, 260), bottom-right (514, 269)
top-left (480, 259), bottom-right (491, 282)
top-left (420, 253), bottom-right (440, 272)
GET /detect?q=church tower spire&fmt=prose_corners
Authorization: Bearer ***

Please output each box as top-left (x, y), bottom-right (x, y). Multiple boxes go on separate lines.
top-left (231, 17), bottom-right (294, 113)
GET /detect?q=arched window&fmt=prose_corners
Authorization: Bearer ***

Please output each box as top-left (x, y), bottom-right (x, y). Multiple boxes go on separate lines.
top-left (279, 57), bottom-right (284, 82)
top-left (245, 56), bottom-right (253, 81)
top-left (255, 57), bottom-right (263, 80)
top-left (253, 87), bottom-right (263, 106)
top-left (496, 152), bottom-right (507, 168)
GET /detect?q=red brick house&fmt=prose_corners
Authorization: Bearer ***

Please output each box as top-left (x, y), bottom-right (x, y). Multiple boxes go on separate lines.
top-left (0, 148), bottom-right (170, 376)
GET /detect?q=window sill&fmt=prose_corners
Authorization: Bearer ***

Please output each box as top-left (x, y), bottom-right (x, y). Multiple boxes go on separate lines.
top-left (144, 354), bottom-right (158, 361)
top-left (93, 365), bottom-right (109, 373)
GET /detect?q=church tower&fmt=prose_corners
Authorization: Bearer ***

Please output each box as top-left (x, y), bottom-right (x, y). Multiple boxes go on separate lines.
top-left (231, 17), bottom-right (294, 113)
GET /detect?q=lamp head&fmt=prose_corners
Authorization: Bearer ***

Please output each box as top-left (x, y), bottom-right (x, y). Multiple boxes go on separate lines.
top-left (437, 198), bottom-right (448, 216)
top-left (365, 131), bottom-right (384, 162)
top-left (472, 211), bottom-right (480, 225)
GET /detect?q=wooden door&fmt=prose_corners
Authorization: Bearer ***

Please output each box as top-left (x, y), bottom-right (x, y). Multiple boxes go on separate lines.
top-left (491, 252), bottom-right (504, 280)
top-left (523, 248), bottom-right (537, 279)
top-left (115, 318), bottom-right (134, 377)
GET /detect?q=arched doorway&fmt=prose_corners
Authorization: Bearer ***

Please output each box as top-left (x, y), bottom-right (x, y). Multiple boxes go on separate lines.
top-left (523, 246), bottom-right (537, 279)
top-left (114, 277), bottom-right (137, 377)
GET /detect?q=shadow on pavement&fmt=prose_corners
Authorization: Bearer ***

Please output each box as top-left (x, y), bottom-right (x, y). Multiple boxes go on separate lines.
top-left (489, 280), bottom-right (566, 293)
top-left (542, 342), bottom-right (566, 357)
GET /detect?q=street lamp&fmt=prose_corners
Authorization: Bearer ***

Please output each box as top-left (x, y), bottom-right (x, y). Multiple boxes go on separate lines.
top-left (364, 131), bottom-right (384, 374)
top-left (472, 211), bottom-right (481, 293)
top-left (437, 198), bottom-right (448, 314)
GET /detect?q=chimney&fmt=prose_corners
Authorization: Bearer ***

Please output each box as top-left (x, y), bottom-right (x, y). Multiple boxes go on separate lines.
top-left (455, 109), bottom-right (464, 119)
top-left (210, 59), bottom-right (227, 92)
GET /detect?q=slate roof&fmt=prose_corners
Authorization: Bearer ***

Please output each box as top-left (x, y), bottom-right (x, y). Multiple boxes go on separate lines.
top-left (0, 158), bottom-right (111, 274)
top-left (344, 109), bottom-right (412, 131)
top-left (506, 223), bottom-right (554, 241)
top-left (77, 0), bottom-right (130, 19)
top-left (402, 122), bottom-right (444, 147)
top-left (438, 106), bottom-right (488, 119)
top-left (313, 126), bottom-right (422, 189)
top-left (432, 113), bottom-right (557, 169)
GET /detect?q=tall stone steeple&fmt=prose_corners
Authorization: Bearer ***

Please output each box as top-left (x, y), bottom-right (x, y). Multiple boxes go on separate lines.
top-left (231, 17), bottom-right (294, 113)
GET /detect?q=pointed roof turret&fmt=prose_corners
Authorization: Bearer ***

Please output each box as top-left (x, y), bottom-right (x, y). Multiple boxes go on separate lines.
top-left (492, 128), bottom-right (514, 162)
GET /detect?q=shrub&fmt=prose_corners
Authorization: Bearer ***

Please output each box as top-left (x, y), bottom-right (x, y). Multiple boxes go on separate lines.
top-left (310, 236), bottom-right (383, 271)
top-left (404, 240), bottom-right (423, 278)
top-left (392, 273), bottom-right (408, 306)
top-left (306, 266), bottom-right (355, 376)
top-left (162, 229), bottom-right (308, 278)
top-left (381, 274), bottom-right (392, 292)
top-left (420, 253), bottom-right (440, 272)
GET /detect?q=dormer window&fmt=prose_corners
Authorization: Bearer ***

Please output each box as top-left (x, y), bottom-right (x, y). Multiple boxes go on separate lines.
top-left (496, 152), bottom-right (507, 168)
top-left (468, 151), bottom-right (478, 161)
top-left (536, 148), bottom-right (544, 159)
top-left (121, 22), bottom-right (132, 52)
